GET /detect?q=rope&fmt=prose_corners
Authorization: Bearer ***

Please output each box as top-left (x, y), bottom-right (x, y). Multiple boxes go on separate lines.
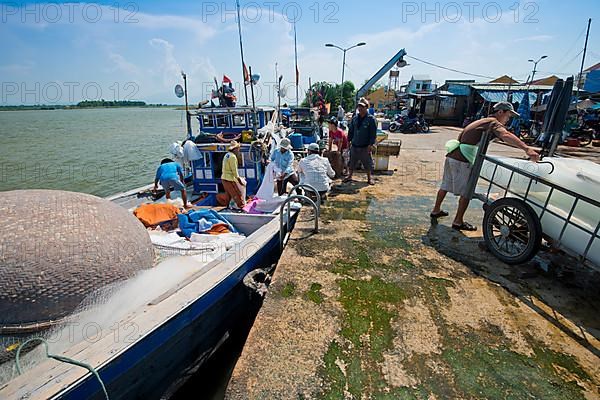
top-left (16, 338), bottom-right (109, 400)
top-left (405, 55), bottom-right (495, 79)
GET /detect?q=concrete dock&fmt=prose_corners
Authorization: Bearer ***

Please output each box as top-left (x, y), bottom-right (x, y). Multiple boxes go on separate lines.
top-left (226, 127), bottom-right (600, 400)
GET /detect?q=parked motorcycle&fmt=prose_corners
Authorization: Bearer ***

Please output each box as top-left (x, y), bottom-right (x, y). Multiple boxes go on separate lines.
top-left (388, 114), bottom-right (405, 133)
top-left (400, 114), bottom-right (430, 134)
top-left (568, 126), bottom-right (594, 147)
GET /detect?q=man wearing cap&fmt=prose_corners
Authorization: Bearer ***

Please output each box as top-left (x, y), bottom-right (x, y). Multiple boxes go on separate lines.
top-left (221, 141), bottom-right (246, 209)
top-left (431, 101), bottom-right (540, 231)
top-left (346, 97), bottom-right (377, 185)
top-left (297, 143), bottom-right (336, 204)
top-left (270, 137), bottom-right (299, 195)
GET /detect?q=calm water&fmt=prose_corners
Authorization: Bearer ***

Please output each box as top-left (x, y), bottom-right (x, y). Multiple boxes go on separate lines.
top-left (0, 108), bottom-right (191, 197)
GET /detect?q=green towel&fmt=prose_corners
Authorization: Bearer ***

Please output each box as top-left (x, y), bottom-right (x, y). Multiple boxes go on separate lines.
top-left (445, 139), bottom-right (478, 165)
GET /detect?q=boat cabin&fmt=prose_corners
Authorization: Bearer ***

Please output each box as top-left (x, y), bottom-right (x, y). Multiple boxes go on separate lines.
top-left (184, 107), bottom-right (276, 206)
top-left (191, 106), bottom-right (276, 135)
top-left (191, 142), bottom-right (263, 205)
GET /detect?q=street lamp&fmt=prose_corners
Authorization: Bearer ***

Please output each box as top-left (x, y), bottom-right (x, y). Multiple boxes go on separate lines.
top-left (325, 42), bottom-right (366, 109)
top-left (527, 55), bottom-right (548, 84)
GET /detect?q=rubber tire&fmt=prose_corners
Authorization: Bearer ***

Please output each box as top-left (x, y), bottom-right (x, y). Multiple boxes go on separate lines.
top-left (482, 198), bottom-right (542, 265)
top-left (578, 133), bottom-right (592, 147)
top-left (389, 123), bottom-right (399, 133)
top-left (421, 123), bottom-right (430, 133)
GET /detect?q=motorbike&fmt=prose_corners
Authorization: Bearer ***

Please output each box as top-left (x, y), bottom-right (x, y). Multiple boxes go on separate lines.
top-left (568, 126), bottom-right (594, 147)
top-left (388, 114), bottom-right (405, 133)
top-left (399, 114), bottom-right (430, 134)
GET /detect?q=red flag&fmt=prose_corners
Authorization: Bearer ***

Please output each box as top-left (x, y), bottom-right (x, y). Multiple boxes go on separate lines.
top-left (223, 75), bottom-right (232, 84)
top-left (243, 63), bottom-right (250, 85)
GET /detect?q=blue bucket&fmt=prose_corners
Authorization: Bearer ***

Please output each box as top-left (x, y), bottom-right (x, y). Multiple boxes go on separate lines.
top-left (302, 135), bottom-right (316, 145)
top-left (289, 133), bottom-right (303, 150)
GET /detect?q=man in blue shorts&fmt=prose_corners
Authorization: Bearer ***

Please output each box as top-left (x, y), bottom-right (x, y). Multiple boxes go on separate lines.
top-left (153, 158), bottom-right (191, 208)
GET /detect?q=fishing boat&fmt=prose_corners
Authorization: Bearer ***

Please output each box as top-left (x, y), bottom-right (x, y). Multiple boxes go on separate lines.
top-left (0, 100), bottom-right (320, 399)
top-left (0, 165), bottom-right (314, 400)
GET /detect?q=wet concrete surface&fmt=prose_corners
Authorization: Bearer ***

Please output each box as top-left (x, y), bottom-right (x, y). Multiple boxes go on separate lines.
top-left (225, 127), bottom-right (600, 399)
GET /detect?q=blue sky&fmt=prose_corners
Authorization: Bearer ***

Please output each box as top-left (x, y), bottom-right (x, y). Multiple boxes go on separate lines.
top-left (1, 0), bottom-right (599, 105)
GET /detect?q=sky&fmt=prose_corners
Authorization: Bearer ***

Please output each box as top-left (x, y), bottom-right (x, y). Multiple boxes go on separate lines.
top-left (1, 0), bottom-right (599, 105)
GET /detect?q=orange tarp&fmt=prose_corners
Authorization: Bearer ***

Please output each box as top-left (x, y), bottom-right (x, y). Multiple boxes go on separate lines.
top-left (134, 203), bottom-right (180, 227)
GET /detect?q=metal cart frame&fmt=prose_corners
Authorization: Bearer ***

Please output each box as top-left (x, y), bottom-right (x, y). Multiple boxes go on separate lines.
top-left (465, 131), bottom-right (600, 267)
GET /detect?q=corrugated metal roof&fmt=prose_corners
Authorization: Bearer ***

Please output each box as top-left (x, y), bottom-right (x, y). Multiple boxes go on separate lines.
top-left (478, 91), bottom-right (538, 105)
top-left (471, 83), bottom-right (554, 91)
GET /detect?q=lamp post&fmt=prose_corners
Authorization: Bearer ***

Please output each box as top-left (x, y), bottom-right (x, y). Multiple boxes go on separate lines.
top-left (325, 42), bottom-right (366, 109)
top-left (527, 55), bottom-right (547, 85)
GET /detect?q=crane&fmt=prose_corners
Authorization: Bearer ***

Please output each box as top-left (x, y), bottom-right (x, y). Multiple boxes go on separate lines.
top-left (355, 48), bottom-right (407, 106)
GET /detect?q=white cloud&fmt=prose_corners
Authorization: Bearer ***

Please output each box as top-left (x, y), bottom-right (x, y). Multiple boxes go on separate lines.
top-left (514, 35), bottom-right (554, 43)
top-left (0, 61), bottom-right (35, 74)
top-left (108, 53), bottom-right (140, 75)
top-left (149, 38), bottom-right (183, 88)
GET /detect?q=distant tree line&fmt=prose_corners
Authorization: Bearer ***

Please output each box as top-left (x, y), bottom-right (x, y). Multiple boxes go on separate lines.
top-left (76, 100), bottom-right (147, 107)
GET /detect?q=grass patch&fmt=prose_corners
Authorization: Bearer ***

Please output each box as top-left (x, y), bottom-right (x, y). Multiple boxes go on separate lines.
top-left (425, 276), bottom-right (455, 303)
top-left (441, 331), bottom-right (589, 400)
top-left (279, 282), bottom-right (296, 298)
top-left (320, 200), bottom-right (370, 222)
top-left (318, 276), bottom-right (409, 398)
top-left (305, 283), bottom-right (324, 305)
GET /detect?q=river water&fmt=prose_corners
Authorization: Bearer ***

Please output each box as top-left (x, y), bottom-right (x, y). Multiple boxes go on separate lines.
top-left (0, 108), bottom-right (248, 399)
top-left (0, 108), bottom-right (190, 196)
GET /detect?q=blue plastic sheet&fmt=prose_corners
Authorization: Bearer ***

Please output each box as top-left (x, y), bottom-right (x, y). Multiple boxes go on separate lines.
top-left (177, 210), bottom-right (238, 238)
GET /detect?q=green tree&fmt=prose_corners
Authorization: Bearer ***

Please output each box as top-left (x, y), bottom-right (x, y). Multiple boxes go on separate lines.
top-left (301, 81), bottom-right (356, 111)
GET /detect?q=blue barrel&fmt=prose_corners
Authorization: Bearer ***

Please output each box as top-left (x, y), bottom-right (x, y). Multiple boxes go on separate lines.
top-left (289, 133), bottom-right (303, 149)
top-left (302, 135), bottom-right (316, 145)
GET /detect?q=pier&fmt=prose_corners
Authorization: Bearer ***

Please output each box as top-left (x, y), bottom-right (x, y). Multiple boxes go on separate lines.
top-left (225, 127), bottom-right (600, 399)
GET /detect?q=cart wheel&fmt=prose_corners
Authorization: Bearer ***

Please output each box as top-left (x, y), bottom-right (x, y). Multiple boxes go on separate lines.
top-left (482, 198), bottom-right (542, 265)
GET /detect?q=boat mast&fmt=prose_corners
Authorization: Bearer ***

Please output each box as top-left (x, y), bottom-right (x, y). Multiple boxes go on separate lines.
top-left (294, 21), bottom-right (299, 107)
top-left (576, 18), bottom-right (592, 101)
top-left (236, 0), bottom-right (249, 106)
top-left (182, 71), bottom-right (192, 138)
top-left (249, 66), bottom-right (258, 134)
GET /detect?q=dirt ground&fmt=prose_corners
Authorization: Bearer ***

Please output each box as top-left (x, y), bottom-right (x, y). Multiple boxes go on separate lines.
top-left (225, 127), bottom-right (600, 400)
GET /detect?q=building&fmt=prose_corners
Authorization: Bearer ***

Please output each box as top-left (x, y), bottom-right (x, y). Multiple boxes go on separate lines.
top-left (576, 62), bottom-right (600, 92)
top-left (489, 75), bottom-right (520, 84)
top-left (366, 87), bottom-right (395, 110)
top-left (406, 75), bottom-right (435, 94)
top-left (421, 80), bottom-right (556, 126)
top-left (529, 75), bottom-right (559, 86)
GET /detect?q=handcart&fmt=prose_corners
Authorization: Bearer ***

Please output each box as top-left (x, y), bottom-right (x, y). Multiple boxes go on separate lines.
top-left (465, 133), bottom-right (600, 267)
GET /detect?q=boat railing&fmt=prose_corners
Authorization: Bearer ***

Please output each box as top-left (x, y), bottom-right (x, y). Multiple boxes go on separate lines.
top-left (279, 194), bottom-right (319, 252)
top-left (288, 184), bottom-right (322, 214)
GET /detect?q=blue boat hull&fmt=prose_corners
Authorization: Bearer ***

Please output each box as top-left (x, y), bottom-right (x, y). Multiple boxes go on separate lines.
top-left (59, 220), bottom-right (293, 400)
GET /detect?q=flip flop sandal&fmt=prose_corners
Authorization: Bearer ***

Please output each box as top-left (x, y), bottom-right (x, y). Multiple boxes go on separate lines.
top-left (430, 210), bottom-right (449, 218)
top-left (342, 177), bottom-right (354, 183)
top-left (368, 180), bottom-right (375, 185)
top-left (452, 222), bottom-right (477, 231)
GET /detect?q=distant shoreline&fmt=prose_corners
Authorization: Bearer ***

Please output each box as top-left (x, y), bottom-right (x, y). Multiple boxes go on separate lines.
top-left (0, 103), bottom-right (180, 111)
